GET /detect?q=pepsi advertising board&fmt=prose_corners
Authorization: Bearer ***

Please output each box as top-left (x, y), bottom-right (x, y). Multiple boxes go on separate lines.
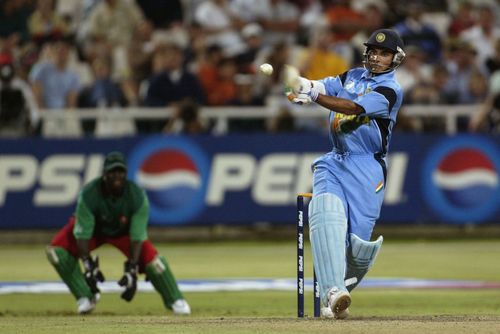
top-left (0, 133), bottom-right (499, 229)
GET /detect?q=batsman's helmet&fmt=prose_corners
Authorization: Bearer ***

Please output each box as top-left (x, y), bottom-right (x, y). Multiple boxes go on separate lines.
top-left (363, 29), bottom-right (406, 73)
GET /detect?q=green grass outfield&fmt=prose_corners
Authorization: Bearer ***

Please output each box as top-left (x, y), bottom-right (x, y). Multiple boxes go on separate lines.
top-left (1, 240), bottom-right (500, 333)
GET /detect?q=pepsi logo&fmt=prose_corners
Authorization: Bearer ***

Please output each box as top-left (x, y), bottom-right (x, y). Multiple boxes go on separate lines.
top-left (128, 137), bottom-right (209, 225)
top-left (433, 148), bottom-right (498, 207)
top-left (137, 150), bottom-right (201, 209)
top-left (422, 136), bottom-right (500, 224)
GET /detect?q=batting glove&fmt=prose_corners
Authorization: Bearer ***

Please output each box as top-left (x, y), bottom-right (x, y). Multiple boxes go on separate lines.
top-left (286, 91), bottom-right (312, 105)
top-left (82, 255), bottom-right (105, 294)
top-left (118, 260), bottom-right (138, 302)
top-left (285, 85), bottom-right (319, 105)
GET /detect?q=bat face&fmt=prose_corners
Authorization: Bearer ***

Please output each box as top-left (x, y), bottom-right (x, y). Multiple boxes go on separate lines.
top-left (283, 65), bottom-right (301, 92)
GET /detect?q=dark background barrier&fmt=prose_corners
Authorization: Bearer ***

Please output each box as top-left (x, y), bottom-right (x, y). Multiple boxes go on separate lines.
top-left (1, 133), bottom-right (499, 229)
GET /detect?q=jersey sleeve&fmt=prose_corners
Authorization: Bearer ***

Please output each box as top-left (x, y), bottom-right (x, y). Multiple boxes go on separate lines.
top-left (73, 194), bottom-right (96, 240)
top-left (319, 72), bottom-right (347, 97)
top-left (354, 86), bottom-right (396, 118)
top-left (129, 191), bottom-right (149, 242)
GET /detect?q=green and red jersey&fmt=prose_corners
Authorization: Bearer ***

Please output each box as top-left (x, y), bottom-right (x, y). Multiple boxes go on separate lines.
top-left (73, 178), bottom-right (149, 242)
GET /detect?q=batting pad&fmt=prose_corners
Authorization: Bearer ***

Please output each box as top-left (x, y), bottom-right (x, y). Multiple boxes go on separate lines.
top-left (46, 246), bottom-right (93, 300)
top-left (308, 193), bottom-right (348, 304)
top-left (345, 233), bottom-right (383, 292)
top-left (145, 256), bottom-right (183, 309)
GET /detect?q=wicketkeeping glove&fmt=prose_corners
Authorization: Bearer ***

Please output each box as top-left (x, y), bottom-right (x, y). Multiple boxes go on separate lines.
top-left (82, 255), bottom-right (105, 294)
top-left (117, 260), bottom-right (138, 302)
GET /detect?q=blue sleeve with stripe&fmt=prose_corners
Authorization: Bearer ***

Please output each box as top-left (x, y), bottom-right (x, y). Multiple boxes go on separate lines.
top-left (355, 86), bottom-right (396, 118)
top-left (320, 73), bottom-right (346, 97)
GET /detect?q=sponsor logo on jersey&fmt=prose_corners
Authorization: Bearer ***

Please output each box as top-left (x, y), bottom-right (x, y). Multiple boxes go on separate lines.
top-left (421, 136), bottom-right (500, 223)
top-left (332, 113), bottom-right (370, 134)
top-left (128, 137), bottom-right (209, 225)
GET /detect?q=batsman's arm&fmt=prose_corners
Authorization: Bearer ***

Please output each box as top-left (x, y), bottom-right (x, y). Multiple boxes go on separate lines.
top-left (315, 94), bottom-right (364, 115)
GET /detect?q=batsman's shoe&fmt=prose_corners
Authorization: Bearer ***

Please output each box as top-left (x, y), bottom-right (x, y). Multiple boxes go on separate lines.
top-left (320, 306), bottom-right (334, 318)
top-left (321, 306), bottom-right (349, 319)
top-left (327, 287), bottom-right (351, 318)
top-left (335, 308), bottom-right (349, 320)
top-left (77, 297), bottom-right (95, 314)
top-left (172, 299), bottom-right (191, 315)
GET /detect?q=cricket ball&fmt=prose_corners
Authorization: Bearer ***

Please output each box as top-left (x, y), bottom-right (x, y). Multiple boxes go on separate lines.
top-left (259, 63), bottom-right (274, 76)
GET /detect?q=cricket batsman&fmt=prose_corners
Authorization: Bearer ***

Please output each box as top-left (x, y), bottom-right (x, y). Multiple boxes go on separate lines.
top-left (46, 151), bottom-right (191, 315)
top-left (286, 29), bottom-right (406, 318)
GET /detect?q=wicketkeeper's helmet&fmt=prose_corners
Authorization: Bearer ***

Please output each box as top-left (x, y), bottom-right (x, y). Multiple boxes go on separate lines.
top-left (363, 29), bottom-right (406, 73)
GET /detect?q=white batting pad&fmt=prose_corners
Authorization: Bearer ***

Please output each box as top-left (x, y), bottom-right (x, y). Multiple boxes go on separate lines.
top-left (308, 193), bottom-right (348, 304)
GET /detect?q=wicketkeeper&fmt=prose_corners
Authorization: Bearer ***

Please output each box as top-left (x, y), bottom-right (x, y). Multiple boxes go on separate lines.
top-left (286, 29), bottom-right (406, 319)
top-left (46, 151), bottom-right (191, 315)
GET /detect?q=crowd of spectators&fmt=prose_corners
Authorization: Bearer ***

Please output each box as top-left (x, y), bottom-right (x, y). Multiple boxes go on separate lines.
top-left (1, 0), bottom-right (500, 137)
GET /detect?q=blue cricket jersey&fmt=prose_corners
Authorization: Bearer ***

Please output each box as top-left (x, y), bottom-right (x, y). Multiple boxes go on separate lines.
top-left (319, 68), bottom-right (403, 159)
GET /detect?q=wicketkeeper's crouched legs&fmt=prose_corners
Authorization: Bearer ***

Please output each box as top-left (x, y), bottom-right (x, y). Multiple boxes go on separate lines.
top-left (145, 255), bottom-right (184, 309)
top-left (46, 246), bottom-right (93, 300)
